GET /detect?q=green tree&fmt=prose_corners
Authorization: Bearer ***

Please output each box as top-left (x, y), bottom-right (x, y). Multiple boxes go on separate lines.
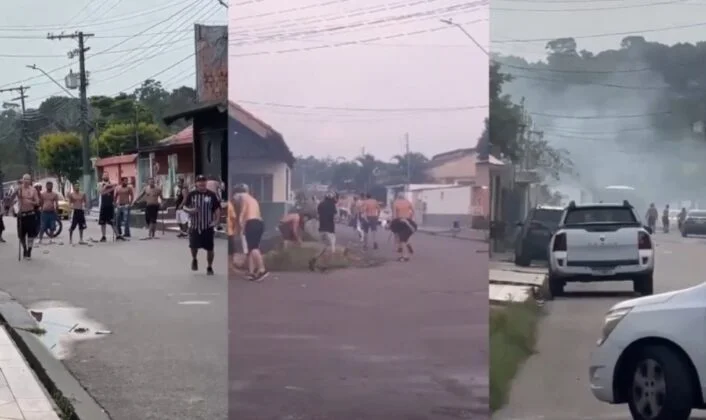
top-left (93, 122), bottom-right (166, 157)
top-left (36, 132), bottom-right (83, 192)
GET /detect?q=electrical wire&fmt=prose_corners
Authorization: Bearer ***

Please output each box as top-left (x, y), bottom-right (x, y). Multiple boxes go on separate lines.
top-left (508, 73), bottom-right (668, 90)
top-left (492, 0), bottom-right (686, 12)
top-left (530, 110), bottom-right (671, 120)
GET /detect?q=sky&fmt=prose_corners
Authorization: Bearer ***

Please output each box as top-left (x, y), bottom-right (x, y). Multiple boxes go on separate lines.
top-left (0, 0), bottom-right (225, 109)
top-left (491, 0), bottom-right (706, 60)
top-left (228, 0), bottom-right (489, 160)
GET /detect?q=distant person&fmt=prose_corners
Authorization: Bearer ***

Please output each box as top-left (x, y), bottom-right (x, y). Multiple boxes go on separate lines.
top-left (133, 177), bottom-right (162, 239)
top-left (662, 204), bottom-right (670, 233)
top-left (390, 192), bottom-right (417, 261)
top-left (229, 184), bottom-right (268, 281)
top-left (309, 192), bottom-right (338, 272)
top-left (98, 174), bottom-right (123, 242)
top-left (174, 177), bottom-right (189, 238)
top-left (67, 183), bottom-right (88, 245)
top-left (349, 195), bottom-right (364, 242)
top-left (645, 203), bottom-right (658, 233)
top-left (182, 175), bottom-right (221, 275)
top-left (114, 177), bottom-right (134, 238)
top-left (38, 181), bottom-right (59, 245)
top-left (678, 207), bottom-right (687, 231)
top-left (361, 193), bottom-right (380, 249)
top-left (17, 174), bottom-right (40, 259)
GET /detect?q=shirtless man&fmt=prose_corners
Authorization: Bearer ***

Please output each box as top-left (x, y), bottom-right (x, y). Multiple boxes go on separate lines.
top-left (390, 192), bottom-right (417, 261)
top-left (68, 183), bottom-right (88, 245)
top-left (114, 178), bottom-right (134, 238)
top-left (98, 174), bottom-right (123, 242)
top-left (16, 174), bottom-right (40, 259)
top-left (361, 193), bottom-right (380, 249)
top-left (278, 211), bottom-right (311, 248)
top-left (133, 177), bottom-right (162, 239)
top-left (38, 181), bottom-right (60, 245)
top-left (229, 184), bottom-right (268, 281)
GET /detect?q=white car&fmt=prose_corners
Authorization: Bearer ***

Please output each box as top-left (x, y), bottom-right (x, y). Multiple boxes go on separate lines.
top-left (590, 283), bottom-right (706, 420)
top-left (548, 201), bottom-right (655, 296)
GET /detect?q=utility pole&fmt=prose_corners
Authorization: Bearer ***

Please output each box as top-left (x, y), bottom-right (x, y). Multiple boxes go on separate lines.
top-left (404, 132), bottom-right (411, 184)
top-left (48, 31), bottom-right (94, 199)
top-left (0, 86), bottom-right (30, 174)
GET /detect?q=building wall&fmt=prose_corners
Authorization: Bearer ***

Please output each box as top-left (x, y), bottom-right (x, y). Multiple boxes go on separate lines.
top-left (412, 185), bottom-right (473, 227)
top-left (97, 162), bottom-right (137, 185)
top-left (229, 158), bottom-right (290, 202)
top-left (426, 154), bottom-right (476, 183)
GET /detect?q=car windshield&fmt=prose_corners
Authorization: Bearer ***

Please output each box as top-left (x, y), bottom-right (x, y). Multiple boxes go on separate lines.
top-left (531, 209), bottom-right (563, 225)
top-left (564, 207), bottom-right (638, 225)
top-left (688, 211), bottom-right (706, 218)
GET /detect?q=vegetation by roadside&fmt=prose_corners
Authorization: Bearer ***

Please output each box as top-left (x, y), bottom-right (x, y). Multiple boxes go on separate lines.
top-left (490, 300), bottom-right (542, 412)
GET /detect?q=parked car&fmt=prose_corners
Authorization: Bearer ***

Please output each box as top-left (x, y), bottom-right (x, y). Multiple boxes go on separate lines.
top-left (680, 209), bottom-right (706, 237)
top-left (513, 205), bottom-right (564, 266)
top-left (547, 200), bottom-right (655, 296)
top-left (56, 192), bottom-right (71, 220)
top-left (590, 283), bottom-right (706, 420)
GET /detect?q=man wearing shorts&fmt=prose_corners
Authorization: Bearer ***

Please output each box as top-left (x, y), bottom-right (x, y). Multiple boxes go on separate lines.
top-left (390, 192), bottom-right (417, 261)
top-left (68, 183), bottom-right (88, 245)
top-left (174, 177), bottom-right (189, 238)
top-left (182, 175), bottom-right (221, 275)
top-left (16, 174), bottom-right (40, 259)
top-left (114, 178), bottom-right (134, 238)
top-left (278, 211), bottom-right (311, 248)
top-left (134, 177), bottom-right (162, 239)
top-left (361, 193), bottom-right (380, 249)
top-left (231, 184), bottom-right (268, 281)
top-left (309, 192), bottom-right (337, 271)
top-left (38, 181), bottom-right (59, 245)
top-left (98, 174), bottom-right (123, 242)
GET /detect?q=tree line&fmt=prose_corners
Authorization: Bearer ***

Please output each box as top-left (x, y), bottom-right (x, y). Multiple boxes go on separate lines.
top-left (0, 79), bottom-right (197, 187)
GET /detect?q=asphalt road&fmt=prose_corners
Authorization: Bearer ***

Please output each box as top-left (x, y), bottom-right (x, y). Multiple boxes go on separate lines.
top-left (494, 231), bottom-right (706, 420)
top-left (0, 217), bottom-right (227, 420)
top-left (229, 227), bottom-right (490, 420)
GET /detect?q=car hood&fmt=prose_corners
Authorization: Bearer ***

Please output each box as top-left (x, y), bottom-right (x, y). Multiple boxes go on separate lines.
top-left (611, 289), bottom-right (684, 311)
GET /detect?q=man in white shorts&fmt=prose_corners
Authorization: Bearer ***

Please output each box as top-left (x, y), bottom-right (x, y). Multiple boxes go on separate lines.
top-left (174, 177), bottom-right (190, 238)
top-left (309, 192), bottom-right (337, 271)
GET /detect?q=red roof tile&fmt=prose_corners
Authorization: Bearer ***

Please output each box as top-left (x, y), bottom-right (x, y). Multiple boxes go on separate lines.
top-left (95, 153), bottom-right (137, 167)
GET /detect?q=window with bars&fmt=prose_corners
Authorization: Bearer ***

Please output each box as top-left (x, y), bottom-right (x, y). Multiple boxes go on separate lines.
top-left (230, 174), bottom-right (273, 202)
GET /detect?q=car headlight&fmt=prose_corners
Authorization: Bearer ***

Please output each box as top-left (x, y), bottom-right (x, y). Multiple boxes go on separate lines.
top-left (597, 307), bottom-right (632, 346)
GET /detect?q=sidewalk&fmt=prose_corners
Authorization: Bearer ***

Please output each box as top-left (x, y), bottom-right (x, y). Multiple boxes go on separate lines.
top-left (489, 261), bottom-right (547, 304)
top-left (0, 326), bottom-right (60, 419)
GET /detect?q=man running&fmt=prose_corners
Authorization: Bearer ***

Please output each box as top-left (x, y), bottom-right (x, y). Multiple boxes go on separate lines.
top-left (309, 192), bottom-right (337, 271)
top-left (361, 193), bottom-right (380, 249)
top-left (645, 203), bottom-right (658, 233)
top-left (278, 211), bottom-right (311, 248)
top-left (662, 204), bottom-right (670, 233)
top-left (114, 178), bottom-right (134, 238)
top-left (67, 183), bottom-right (88, 245)
top-left (17, 174), bottom-right (40, 259)
top-left (230, 184), bottom-right (268, 281)
top-left (174, 177), bottom-right (189, 238)
top-left (390, 192), bottom-right (418, 261)
top-left (38, 181), bottom-right (60, 245)
top-left (133, 177), bottom-right (162, 239)
top-left (98, 174), bottom-right (123, 242)
top-left (182, 175), bottom-right (221, 275)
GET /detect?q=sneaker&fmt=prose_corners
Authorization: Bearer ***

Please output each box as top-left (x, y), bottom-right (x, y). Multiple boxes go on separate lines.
top-left (0, 237), bottom-right (5, 243)
top-left (99, 237), bottom-right (106, 242)
top-left (191, 259), bottom-right (198, 271)
top-left (253, 271), bottom-right (269, 282)
top-left (26, 248), bottom-right (32, 260)
top-left (206, 266), bottom-right (214, 276)
top-left (116, 236), bottom-right (126, 241)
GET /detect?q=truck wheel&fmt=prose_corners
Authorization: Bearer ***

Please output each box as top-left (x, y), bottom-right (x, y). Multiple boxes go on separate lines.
top-left (547, 272), bottom-right (564, 297)
top-left (514, 252), bottom-right (531, 267)
top-left (633, 274), bottom-right (654, 296)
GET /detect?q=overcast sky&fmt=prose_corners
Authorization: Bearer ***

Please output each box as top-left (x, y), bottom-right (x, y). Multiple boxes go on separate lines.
top-left (491, 0), bottom-right (706, 60)
top-left (229, 0), bottom-right (489, 160)
top-left (0, 0), bottom-right (225, 110)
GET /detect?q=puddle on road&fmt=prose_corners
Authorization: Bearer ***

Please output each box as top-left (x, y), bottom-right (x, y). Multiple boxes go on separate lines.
top-left (28, 301), bottom-right (111, 360)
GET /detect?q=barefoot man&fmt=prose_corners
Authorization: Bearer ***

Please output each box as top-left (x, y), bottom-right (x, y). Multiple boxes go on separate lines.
top-left (133, 177), bottom-right (162, 239)
top-left (16, 174), bottom-right (40, 259)
top-left (390, 192), bottom-right (417, 261)
top-left (229, 184), bottom-right (268, 281)
top-left (361, 193), bottom-right (380, 250)
top-left (114, 178), bottom-right (134, 238)
top-left (68, 183), bottom-right (88, 245)
top-left (38, 181), bottom-right (60, 245)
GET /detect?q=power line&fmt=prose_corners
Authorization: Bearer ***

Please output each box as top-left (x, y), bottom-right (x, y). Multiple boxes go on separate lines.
top-left (492, 0), bottom-right (686, 12)
top-left (530, 110), bottom-right (671, 120)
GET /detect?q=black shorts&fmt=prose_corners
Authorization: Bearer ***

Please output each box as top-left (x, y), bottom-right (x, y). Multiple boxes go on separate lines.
top-left (18, 211), bottom-right (38, 238)
top-left (244, 219), bottom-right (265, 252)
top-left (70, 209), bottom-right (87, 231)
top-left (278, 222), bottom-right (296, 241)
top-left (391, 218), bottom-right (417, 242)
top-left (189, 228), bottom-right (215, 251)
top-left (0, 214), bottom-right (4, 232)
top-left (145, 204), bottom-right (160, 225)
top-left (98, 206), bottom-right (114, 225)
top-left (362, 216), bottom-right (379, 232)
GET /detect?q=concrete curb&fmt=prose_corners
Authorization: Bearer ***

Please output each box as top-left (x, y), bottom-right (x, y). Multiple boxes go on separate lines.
top-left (0, 293), bottom-right (111, 420)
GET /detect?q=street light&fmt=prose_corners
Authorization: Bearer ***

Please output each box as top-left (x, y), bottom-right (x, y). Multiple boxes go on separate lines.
top-left (440, 18), bottom-right (488, 56)
top-left (26, 65), bottom-right (77, 98)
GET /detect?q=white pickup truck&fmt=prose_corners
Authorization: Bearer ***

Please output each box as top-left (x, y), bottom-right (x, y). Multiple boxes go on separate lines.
top-left (548, 201), bottom-right (655, 296)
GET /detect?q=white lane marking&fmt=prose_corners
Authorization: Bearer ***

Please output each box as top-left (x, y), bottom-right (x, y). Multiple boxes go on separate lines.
top-left (177, 300), bottom-right (211, 305)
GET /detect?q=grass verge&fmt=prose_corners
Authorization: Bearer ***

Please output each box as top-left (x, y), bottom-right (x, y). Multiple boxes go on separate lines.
top-left (490, 300), bottom-right (542, 412)
top-left (264, 246), bottom-right (351, 271)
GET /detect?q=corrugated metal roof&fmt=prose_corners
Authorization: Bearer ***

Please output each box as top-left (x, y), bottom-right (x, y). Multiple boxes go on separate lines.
top-left (95, 153), bottom-right (138, 167)
top-left (159, 125), bottom-right (193, 146)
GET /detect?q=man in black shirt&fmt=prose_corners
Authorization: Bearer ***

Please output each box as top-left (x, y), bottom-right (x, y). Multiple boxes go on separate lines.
top-left (309, 192), bottom-right (338, 271)
top-left (182, 175), bottom-right (221, 275)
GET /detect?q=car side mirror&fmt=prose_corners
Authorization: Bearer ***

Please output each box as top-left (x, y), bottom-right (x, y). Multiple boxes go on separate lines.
top-left (644, 226), bottom-right (653, 235)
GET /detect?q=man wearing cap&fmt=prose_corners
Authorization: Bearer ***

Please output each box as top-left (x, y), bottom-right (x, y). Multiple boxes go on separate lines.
top-left (229, 183), bottom-right (268, 281)
top-left (309, 191), bottom-right (338, 271)
top-left (181, 175), bottom-right (221, 275)
top-left (16, 174), bottom-right (40, 259)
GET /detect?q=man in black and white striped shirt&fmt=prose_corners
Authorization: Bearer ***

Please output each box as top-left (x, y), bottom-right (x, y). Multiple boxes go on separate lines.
top-left (182, 175), bottom-right (221, 275)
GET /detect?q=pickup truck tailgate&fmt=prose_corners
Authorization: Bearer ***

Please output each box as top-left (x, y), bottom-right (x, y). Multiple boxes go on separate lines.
top-left (566, 226), bottom-right (638, 266)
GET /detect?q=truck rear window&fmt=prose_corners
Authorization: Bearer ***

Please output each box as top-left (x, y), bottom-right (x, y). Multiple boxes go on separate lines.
top-left (564, 207), bottom-right (637, 225)
top-left (532, 209), bottom-right (563, 225)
